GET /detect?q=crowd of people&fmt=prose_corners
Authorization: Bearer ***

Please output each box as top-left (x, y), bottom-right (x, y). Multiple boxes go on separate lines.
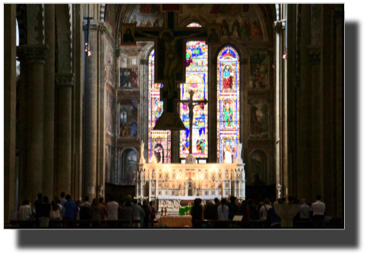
top-left (17, 192), bottom-right (156, 228)
top-left (189, 194), bottom-right (341, 228)
top-left (17, 192), bottom-right (340, 228)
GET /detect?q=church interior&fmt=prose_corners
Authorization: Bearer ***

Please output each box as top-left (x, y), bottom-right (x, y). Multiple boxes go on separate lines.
top-left (4, 3), bottom-right (344, 227)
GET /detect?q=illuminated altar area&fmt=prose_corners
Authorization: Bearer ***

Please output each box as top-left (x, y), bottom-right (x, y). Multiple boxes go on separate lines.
top-left (136, 144), bottom-right (245, 215)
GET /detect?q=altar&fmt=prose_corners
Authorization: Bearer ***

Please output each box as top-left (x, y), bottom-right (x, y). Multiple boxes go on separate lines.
top-left (136, 143), bottom-right (246, 216)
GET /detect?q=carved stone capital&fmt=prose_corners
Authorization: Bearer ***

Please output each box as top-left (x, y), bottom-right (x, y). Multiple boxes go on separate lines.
top-left (98, 21), bottom-right (107, 33)
top-left (56, 73), bottom-right (75, 86)
top-left (307, 47), bottom-right (321, 64)
top-left (17, 45), bottom-right (49, 64)
top-left (274, 20), bottom-right (286, 33)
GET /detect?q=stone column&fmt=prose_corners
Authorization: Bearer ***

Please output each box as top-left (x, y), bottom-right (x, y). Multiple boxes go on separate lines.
top-left (20, 44), bottom-right (48, 201)
top-left (56, 74), bottom-right (74, 195)
top-left (72, 4), bottom-right (83, 200)
top-left (307, 46), bottom-right (322, 197)
top-left (84, 21), bottom-right (99, 200)
top-left (296, 4), bottom-right (312, 201)
top-left (43, 4), bottom-right (55, 199)
top-left (4, 4), bottom-right (16, 223)
top-left (274, 21), bottom-right (282, 198)
top-left (334, 6), bottom-right (343, 218)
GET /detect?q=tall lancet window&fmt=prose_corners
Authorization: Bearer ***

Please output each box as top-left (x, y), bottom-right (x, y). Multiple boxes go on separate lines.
top-left (217, 46), bottom-right (240, 163)
top-left (179, 40), bottom-right (209, 160)
top-left (148, 50), bottom-right (171, 163)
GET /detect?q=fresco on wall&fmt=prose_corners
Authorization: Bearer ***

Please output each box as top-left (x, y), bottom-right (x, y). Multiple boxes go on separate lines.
top-left (178, 4), bottom-right (261, 41)
top-left (119, 99), bottom-right (138, 138)
top-left (105, 4), bottom-right (119, 39)
top-left (120, 68), bottom-right (132, 88)
top-left (249, 100), bottom-right (269, 139)
top-left (105, 144), bottom-right (115, 184)
top-left (130, 67), bottom-right (139, 88)
top-left (106, 92), bottom-right (115, 135)
top-left (105, 38), bottom-right (115, 87)
top-left (250, 150), bottom-right (267, 185)
top-left (127, 4), bottom-right (164, 27)
top-left (249, 51), bottom-right (270, 89)
top-left (120, 149), bottom-right (138, 186)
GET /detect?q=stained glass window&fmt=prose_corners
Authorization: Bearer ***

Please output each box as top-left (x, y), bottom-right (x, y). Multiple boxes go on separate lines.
top-left (179, 40), bottom-right (208, 159)
top-left (217, 46), bottom-right (240, 163)
top-left (148, 50), bottom-right (170, 163)
top-left (186, 22), bottom-right (202, 28)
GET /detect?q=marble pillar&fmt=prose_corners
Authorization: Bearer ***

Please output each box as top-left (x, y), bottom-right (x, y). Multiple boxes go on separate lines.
top-left (19, 44), bottom-right (49, 201)
top-left (72, 4), bottom-right (83, 200)
top-left (4, 4), bottom-right (16, 223)
top-left (43, 4), bottom-right (55, 199)
top-left (56, 74), bottom-right (74, 195)
top-left (84, 22), bottom-right (99, 200)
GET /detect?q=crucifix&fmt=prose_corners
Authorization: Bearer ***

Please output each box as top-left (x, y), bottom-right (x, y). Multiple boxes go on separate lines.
top-left (178, 90), bottom-right (208, 155)
top-left (133, 7), bottom-right (206, 130)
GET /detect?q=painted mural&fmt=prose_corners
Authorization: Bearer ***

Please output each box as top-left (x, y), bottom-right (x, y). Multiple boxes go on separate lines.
top-left (105, 4), bottom-right (119, 39)
top-left (249, 100), bottom-right (269, 139)
top-left (120, 149), bottom-right (138, 186)
top-left (105, 143), bottom-right (115, 184)
top-left (106, 92), bottom-right (115, 135)
top-left (127, 4), bottom-right (164, 28)
top-left (119, 99), bottom-right (138, 138)
top-left (178, 4), bottom-right (262, 41)
top-left (249, 51), bottom-right (270, 89)
top-left (250, 150), bottom-right (267, 185)
top-left (104, 37), bottom-right (115, 87)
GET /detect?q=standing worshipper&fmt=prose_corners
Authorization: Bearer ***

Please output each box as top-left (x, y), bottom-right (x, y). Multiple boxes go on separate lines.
top-left (259, 198), bottom-right (272, 221)
top-left (39, 196), bottom-right (51, 227)
top-left (90, 198), bottom-right (105, 227)
top-left (33, 193), bottom-right (43, 223)
top-left (120, 200), bottom-right (134, 227)
top-left (142, 200), bottom-right (151, 228)
top-left (98, 197), bottom-right (108, 219)
top-left (50, 199), bottom-right (62, 221)
top-left (79, 196), bottom-right (91, 220)
top-left (311, 194), bottom-right (326, 227)
top-left (63, 195), bottom-right (77, 220)
top-left (18, 200), bottom-right (33, 220)
top-left (228, 196), bottom-right (239, 220)
top-left (218, 198), bottom-right (229, 221)
top-left (107, 196), bottom-right (119, 220)
top-left (190, 198), bottom-right (204, 228)
top-left (150, 201), bottom-right (156, 227)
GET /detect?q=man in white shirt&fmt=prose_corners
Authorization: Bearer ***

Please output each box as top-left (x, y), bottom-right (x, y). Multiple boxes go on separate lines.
top-left (106, 196), bottom-right (119, 220)
top-left (259, 198), bottom-right (272, 221)
top-left (311, 194), bottom-right (326, 227)
top-left (18, 200), bottom-right (33, 220)
top-left (299, 198), bottom-right (311, 219)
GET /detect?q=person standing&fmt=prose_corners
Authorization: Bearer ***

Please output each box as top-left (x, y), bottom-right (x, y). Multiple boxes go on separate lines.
top-left (63, 195), bottom-right (77, 220)
top-left (33, 193), bottom-right (43, 222)
top-left (106, 196), bottom-right (119, 221)
top-left (142, 200), bottom-right (151, 228)
top-left (18, 200), bottom-right (33, 220)
top-left (39, 196), bottom-right (51, 227)
top-left (217, 198), bottom-right (229, 221)
top-left (311, 194), bottom-right (326, 227)
top-left (190, 198), bottom-right (204, 228)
